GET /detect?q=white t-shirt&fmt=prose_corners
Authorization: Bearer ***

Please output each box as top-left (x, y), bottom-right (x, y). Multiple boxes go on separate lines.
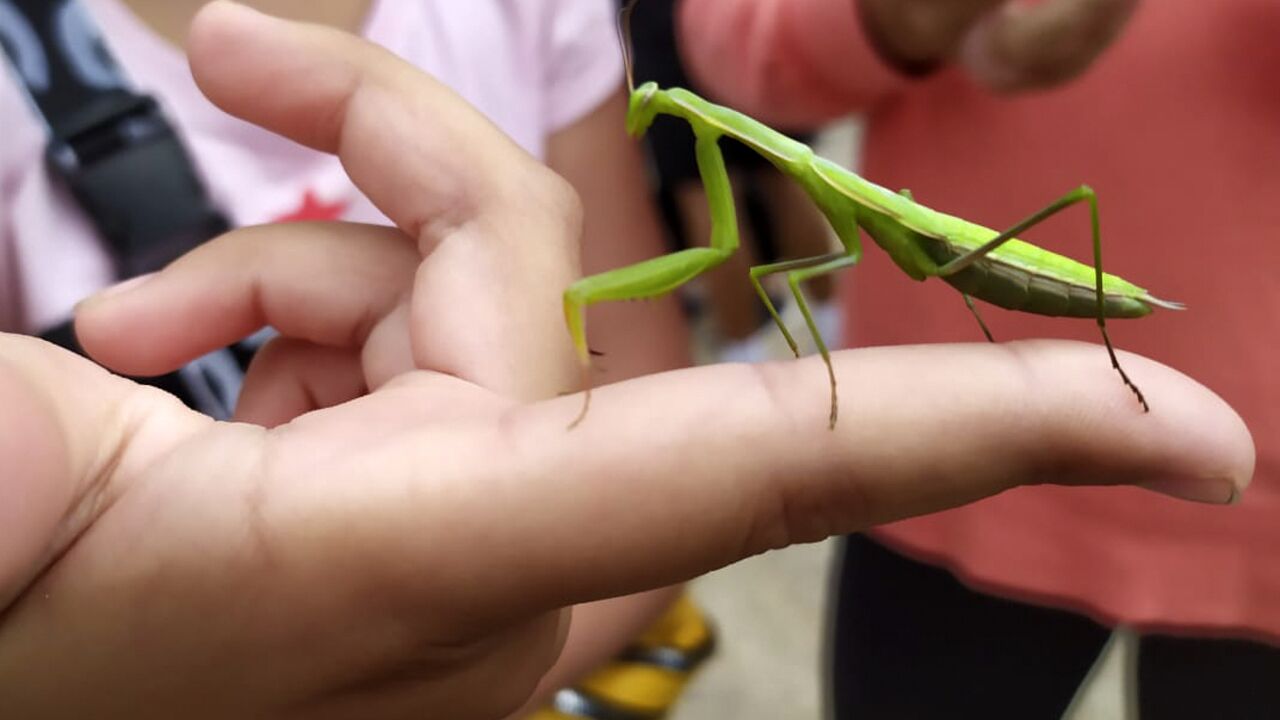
top-left (0, 0), bottom-right (623, 333)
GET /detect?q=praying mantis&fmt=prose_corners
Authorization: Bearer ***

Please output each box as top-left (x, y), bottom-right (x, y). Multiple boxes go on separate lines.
top-left (563, 0), bottom-right (1183, 430)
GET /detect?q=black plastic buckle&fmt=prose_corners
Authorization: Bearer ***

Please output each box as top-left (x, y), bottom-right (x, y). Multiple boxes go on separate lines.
top-left (45, 93), bottom-right (229, 278)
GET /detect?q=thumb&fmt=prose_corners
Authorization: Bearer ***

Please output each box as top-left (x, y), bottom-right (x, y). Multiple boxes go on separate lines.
top-left (0, 334), bottom-right (208, 610)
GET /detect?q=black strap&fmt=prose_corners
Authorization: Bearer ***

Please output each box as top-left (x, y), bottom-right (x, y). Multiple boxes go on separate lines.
top-left (1, 0), bottom-right (230, 275)
top-left (1, 0), bottom-right (250, 419)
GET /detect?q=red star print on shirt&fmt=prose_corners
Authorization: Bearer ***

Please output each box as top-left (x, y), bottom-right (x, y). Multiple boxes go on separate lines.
top-left (274, 190), bottom-right (348, 223)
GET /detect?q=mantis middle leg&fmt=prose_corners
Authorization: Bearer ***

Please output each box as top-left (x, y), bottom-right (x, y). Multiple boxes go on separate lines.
top-left (963, 294), bottom-right (995, 343)
top-left (747, 201), bottom-right (863, 429)
top-left (900, 188), bottom-right (995, 343)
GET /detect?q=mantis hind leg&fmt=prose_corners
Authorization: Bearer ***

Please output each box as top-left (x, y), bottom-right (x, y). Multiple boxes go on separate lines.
top-left (936, 186), bottom-right (1149, 412)
top-left (749, 252), bottom-right (861, 429)
top-left (963, 294), bottom-right (996, 343)
top-left (909, 189), bottom-right (998, 345)
top-left (563, 129), bottom-right (741, 428)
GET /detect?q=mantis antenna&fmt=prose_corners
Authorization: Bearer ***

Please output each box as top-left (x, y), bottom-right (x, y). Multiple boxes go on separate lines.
top-left (619, 0), bottom-right (640, 92)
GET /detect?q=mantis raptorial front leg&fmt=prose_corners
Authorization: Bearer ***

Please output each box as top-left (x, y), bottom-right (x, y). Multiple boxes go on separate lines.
top-left (936, 186), bottom-right (1149, 411)
top-left (563, 130), bottom-right (739, 428)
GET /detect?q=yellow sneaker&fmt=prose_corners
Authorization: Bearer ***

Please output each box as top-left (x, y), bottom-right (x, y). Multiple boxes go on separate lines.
top-left (529, 595), bottom-right (716, 720)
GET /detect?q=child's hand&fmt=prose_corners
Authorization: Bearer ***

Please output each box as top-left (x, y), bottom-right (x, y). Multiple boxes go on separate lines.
top-left (0, 3), bottom-right (1251, 719)
top-left (860, 0), bottom-right (1139, 91)
top-left (73, 2), bottom-right (582, 421)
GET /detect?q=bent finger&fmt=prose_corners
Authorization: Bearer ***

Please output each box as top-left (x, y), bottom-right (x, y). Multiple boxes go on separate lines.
top-left (75, 222), bottom-right (416, 377)
top-left (187, 0), bottom-right (540, 238)
top-left (234, 338), bottom-right (366, 427)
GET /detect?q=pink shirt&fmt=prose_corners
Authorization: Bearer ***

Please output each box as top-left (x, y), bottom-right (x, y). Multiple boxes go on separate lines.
top-left (681, 0), bottom-right (1280, 642)
top-left (0, 0), bottom-right (622, 333)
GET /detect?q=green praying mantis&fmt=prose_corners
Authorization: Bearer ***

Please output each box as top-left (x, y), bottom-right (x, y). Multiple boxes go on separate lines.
top-left (563, 0), bottom-right (1183, 430)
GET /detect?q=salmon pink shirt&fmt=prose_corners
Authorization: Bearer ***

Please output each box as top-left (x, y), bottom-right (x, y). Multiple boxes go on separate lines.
top-left (0, 0), bottom-right (622, 334)
top-left (680, 0), bottom-right (1280, 642)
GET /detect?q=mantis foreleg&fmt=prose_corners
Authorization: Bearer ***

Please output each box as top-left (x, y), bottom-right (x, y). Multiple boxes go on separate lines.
top-left (936, 186), bottom-right (1148, 411)
top-left (563, 130), bottom-right (740, 428)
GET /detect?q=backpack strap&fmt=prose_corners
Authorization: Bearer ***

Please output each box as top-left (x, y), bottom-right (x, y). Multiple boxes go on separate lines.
top-left (1, 0), bottom-right (230, 275)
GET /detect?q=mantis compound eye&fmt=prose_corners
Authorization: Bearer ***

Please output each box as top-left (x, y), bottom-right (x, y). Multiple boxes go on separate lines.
top-left (641, 85), bottom-right (657, 108)
top-left (626, 82), bottom-right (661, 137)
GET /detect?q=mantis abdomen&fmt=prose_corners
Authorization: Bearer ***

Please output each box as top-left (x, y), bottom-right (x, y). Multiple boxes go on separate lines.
top-left (917, 235), bottom-right (1156, 319)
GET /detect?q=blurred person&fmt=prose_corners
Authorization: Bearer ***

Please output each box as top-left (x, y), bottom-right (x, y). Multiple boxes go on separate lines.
top-left (678, 0), bottom-right (1280, 716)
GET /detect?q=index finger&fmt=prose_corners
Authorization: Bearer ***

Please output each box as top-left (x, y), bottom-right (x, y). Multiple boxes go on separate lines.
top-left (495, 342), bottom-right (1256, 610)
top-left (189, 1), bottom-right (531, 240)
top-left (276, 340), bottom-right (1254, 622)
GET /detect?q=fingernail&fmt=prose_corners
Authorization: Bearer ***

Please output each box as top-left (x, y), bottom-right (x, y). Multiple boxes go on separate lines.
top-left (1140, 476), bottom-right (1240, 505)
top-left (76, 273), bottom-right (158, 311)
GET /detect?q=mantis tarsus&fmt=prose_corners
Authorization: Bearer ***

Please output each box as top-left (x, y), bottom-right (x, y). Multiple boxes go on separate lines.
top-left (563, 0), bottom-right (1183, 429)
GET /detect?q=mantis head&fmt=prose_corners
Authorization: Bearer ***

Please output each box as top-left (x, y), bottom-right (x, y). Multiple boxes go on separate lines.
top-left (626, 81), bottom-right (661, 137)
top-left (618, 0), bottom-right (658, 137)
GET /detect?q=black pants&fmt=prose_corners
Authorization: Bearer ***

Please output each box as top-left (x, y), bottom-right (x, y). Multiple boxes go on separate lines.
top-left (830, 534), bottom-right (1280, 719)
